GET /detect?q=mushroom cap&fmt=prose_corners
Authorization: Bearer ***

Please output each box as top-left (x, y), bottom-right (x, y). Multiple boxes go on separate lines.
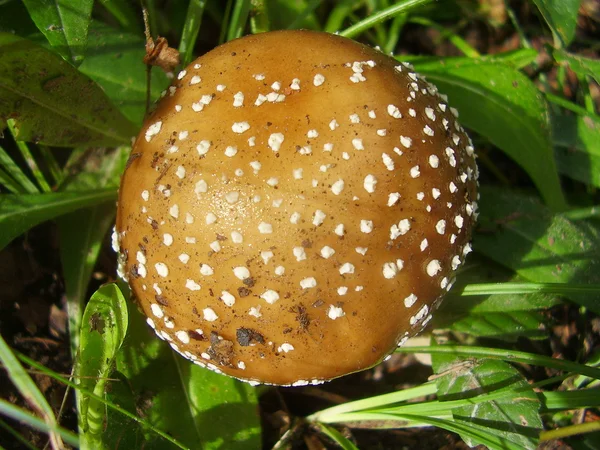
top-left (115, 30), bottom-right (478, 386)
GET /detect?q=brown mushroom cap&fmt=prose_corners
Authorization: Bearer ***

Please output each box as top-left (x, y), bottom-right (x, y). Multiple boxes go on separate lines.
top-left (114, 30), bottom-right (478, 386)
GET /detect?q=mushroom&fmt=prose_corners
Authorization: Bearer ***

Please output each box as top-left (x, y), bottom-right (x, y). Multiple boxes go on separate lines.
top-left (114, 30), bottom-right (478, 386)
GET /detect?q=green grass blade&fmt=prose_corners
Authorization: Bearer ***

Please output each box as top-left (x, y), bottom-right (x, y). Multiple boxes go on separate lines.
top-left (38, 146), bottom-right (63, 186)
top-left (7, 119), bottom-right (51, 193)
top-left (458, 282), bottom-right (600, 296)
top-left (383, 12), bottom-right (407, 54)
top-left (0, 189), bottom-right (117, 251)
top-left (0, 145), bottom-right (39, 194)
top-left (0, 333), bottom-right (65, 449)
top-left (284, 0), bottom-right (323, 30)
top-left (308, 382), bottom-right (438, 422)
top-left (409, 17), bottom-right (480, 57)
top-left (0, 399), bottom-right (78, 448)
top-left (339, 0), bottom-right (434, 38)
top-left (563, 205), bottom-right (600, 221)
top-left (315, 423), bottom-right (360, 449)
top-left (179, 0), bottom-right (207, 67)
top-left (227, 0), bottom-right (252, 41)
top-left (15, 351), bottom-right (189, 449)
top-left (541, 389), bottom-right (600, 411)
top-left (0, 166), bottom-right (24, 194)
top-left (249, 0), bottom-right (270, 33)
top-left (0, 418), bottom-right (39, 450)
top-left (396, 345), bottom-right (600, 380)
top-left (324, 0), bottom-right (359, 33)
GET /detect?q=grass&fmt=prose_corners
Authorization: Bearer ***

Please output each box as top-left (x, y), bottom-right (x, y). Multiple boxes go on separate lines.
top-left (0, 0), bottom-right (599, 449)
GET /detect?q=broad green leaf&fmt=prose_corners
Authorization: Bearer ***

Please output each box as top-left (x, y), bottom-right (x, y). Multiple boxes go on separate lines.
top-left (79, 23), bottom-right (170, 126)
top-left (112, 303), bottom-right (261, 449)
top-left (531, 0), bottom-right (581, 47)
top-left (432, 356), bottom-right (543, 450)
top-left (412, 58), bottom-right (565, 211)
top-left (0, 189), bottom-right (117, 251)
top-left (449, 257), bottom-right (562, 313)
top-left (76, 284), bottom-right (128, 449)
top-left (22, 0), bottom-right (93, 65)
top-left (552, 111), bottom-right (600, 188)
top-left (0, 33), bottom-right (137, 146)
top-left (474, 186), bottom-right (600, 314)
top-left (58, 146), bottom-right (130, 355)
top-left (401, 48), bottom-right (539, 69)
top-left (446, 310), bottom-right (548, 341)
top-left (553, 50), bottom-right (600, 85)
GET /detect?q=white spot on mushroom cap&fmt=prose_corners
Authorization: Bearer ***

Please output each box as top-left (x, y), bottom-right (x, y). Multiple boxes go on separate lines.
top-left (404, 293), bottom-right (418, 308)
top-left (232, 122), bottom-right (250, 134)
top-left (150, 303), bottom-right (164, 319)
top-left (388, 192), bottom-right (401, 206)
top-left (203, 308), bottom-right (218, 321)
top-left (331, 179), bottom-right (345, 195)
top-left (200, 264), bottom-right (214, 276)
top-left (339, 262), bottom-right (355, 275)
top-left (186, 279), bottom-right (201, 291)
top-left (400, 136), bottom-right (412, 148)
top-left (268, 133), bottom-right (285, 151)
top-left (278, 343), bottom-right (295, 353)
top-left (328, 305), bottom-right (345, 320)
top-left (176, 330), bottom-right (190, 344)
top-left (260, 290), bottom-right (279, 304)
top-left (220, 291), bottom-right (236, 307)
top-left (436, 220), bottom-right (446, 234)
top-left (233, 267), bottom-right (250, 280)
top-left (364, 174), bottom-right (377, 193)
top-left (360, 220), bottom-right (373, 233)
top-left (145, 121), bottom-right (162, 141)
top-left (233, 91), bottom-right (244, 107)
top-left (313, 210), bottom-right (326, 226)
top-left (387, 104), bottom-right (402, 118)
top-left (258, 222), bottom-right (273, 234)
top-left (155, 263), bottom-right (169, 277)
top-left (313, 74), bottom-right (325, 86)
top-left (293, 246), bottom-right (307, 261)
top-left (300, 277), bottom-right (317, 289)
top-left (410, 304), bottom-right (429, 326)
top-left (426, 260), bottom-right (442, 277)
top-left (352, 138), bottom-right (364, 150)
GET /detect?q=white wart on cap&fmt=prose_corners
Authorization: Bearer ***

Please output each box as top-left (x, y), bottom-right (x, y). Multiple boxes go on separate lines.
top-left (114, 30), bottom-right (479, 386)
